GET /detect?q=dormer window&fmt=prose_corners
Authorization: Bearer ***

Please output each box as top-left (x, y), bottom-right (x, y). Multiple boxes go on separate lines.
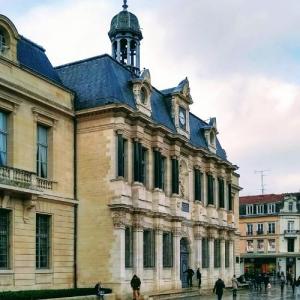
top-left (210, 131), bottom-right (215, 145)
top-left (140, 87), bottom-right (147, 105)
top-left (179, 106), bottom-right (186, 130)
top-left (0, 29), bottom-right (7, 54)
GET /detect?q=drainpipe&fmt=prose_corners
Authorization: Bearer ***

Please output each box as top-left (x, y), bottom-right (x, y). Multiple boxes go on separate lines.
top-left (73, 116), bottom-right (78, 289)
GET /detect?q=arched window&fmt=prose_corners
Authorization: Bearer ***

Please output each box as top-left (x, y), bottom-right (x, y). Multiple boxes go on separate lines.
top-left (0, 29), bottom-right (6, 53)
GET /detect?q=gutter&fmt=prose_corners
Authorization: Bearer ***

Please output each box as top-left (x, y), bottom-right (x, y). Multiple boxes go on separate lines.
top-left (73, 116), bottom-right (78, 289)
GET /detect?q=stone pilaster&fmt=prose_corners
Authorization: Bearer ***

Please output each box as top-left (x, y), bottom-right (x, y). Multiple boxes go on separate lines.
top-left (154, 224), bottom-right (163, 290)
top-left (194, 226), bottom-right (203, 268)
top-left (220, 237), bottom-right (225, 280)
top-left (172, 226), bottom-right (181, 289)
top-left (133, 214), bottom-right (144, 278)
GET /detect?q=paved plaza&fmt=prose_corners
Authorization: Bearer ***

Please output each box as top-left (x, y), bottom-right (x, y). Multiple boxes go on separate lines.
top-left (187, 283), bottom-right (298, 300)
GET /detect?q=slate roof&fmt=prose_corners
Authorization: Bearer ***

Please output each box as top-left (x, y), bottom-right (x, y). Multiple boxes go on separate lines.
top-left (56, 54), bottom-right (227, 160)
top-left (17, 36), bottom-right (61, 84)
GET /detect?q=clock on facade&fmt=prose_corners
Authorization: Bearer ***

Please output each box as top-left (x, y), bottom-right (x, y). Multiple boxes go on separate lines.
top-left (179, 107), bottom-right (186, 129)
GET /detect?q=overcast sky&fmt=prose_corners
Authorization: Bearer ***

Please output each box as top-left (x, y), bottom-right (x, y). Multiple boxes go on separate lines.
top-left (2, 0), bottom-right (300, 196)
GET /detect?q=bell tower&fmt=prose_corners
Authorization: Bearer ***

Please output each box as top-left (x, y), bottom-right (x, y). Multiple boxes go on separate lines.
top-left (108, 0), bottom-right (143, 74)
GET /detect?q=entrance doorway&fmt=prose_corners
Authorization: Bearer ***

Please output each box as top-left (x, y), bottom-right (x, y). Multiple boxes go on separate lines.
top-left (180, 238), bottom-right (190, 288)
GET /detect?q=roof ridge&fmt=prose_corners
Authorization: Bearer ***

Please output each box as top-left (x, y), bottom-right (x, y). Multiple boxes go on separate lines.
top-left (19, 35), bottom-right (45, 52)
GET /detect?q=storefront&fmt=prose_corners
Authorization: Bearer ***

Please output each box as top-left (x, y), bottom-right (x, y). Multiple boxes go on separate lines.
top-left (243, 257), bottom-right (276, 275)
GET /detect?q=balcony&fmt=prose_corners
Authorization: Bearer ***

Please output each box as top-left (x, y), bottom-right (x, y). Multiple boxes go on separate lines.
top-left (284, 230), bottom-right (300, 237)
top-left (0, 166), bottom-right (54, 193)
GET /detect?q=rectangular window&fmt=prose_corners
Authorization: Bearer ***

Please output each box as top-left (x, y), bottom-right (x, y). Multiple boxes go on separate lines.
top-left (288, 202), bottom-right (293, 212)
top-left (0, 209), bottom-right (9, 269)
top-left (288, 221), bottom-right (294, 232)
top-left (268, 239), bottom-right (275, 252)
top-left (202, 238), bottom-right (209, 268)
top-left (246, 240), bottom-right (254, 252)
top-left (246, 204), bottom-right (253, 215)
top-left (218, 178), bottom-right (225, 208)
top-left (117, 134), bottom-right (127, 178)
top-left (257, 240), bottom-right (264, 252)
top-left (143, 229), bottom-right (155, 268)
top-left (225, 240), bottom-right (229, 268)
top-left (0, 112), bottom-right (7, 166)
top-left (287, 238), bottom-right (294, 252)
top-left (37, 125), bottom-right (48, 178)
top-left (171, 158), bottom-right (179, 194)
top-left (247, 224), bottom-right (253, 235)
top-left (228, 183), bottom-right (232, 211)
top-left (214, 239), bottom-right (221, 268)
top-left (268, 223), bottom-right (275, 234)
top-left (153, 150), bottom-right (165, 190)
top-left (133, 141), bottom-right (147, 184)
top-left (256, 204), bottom-right (264, 214)
top-left (36, 214), bottom-right (51, 269)
top-left (163, 232), bottom-right (173, 268)
top-left (257, 223), bottom-right (264, 234)
top-left (125, 227), bottom-right (133, 268)
top-left (207, 174), bottom-right (214, 205)
top-left (268, 203), bottom-right (276, 214)
top-left (194, 169), bottom-right (202, 201)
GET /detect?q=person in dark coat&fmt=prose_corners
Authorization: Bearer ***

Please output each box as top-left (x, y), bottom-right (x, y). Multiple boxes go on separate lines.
top-left (292, 277), bottom-right (296, 295)
top-left (196, 268), bottom-right (202, 288)
top-left (184, 267), bottom-right (195, 287)
top-left (263, 274), bottom-right (270, 291)
top-left (130, 274), bottom-right (141, 300)
top-left (94, 281), bottom-right (104, 300)
top-left (213, 278), bottom-right (225, 300)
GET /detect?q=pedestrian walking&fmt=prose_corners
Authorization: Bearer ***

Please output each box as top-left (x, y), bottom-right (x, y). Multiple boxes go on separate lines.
top-left (263, 273), bottom-right (270, 291)
top-left (130, 274), bottom-right (141, 300)
top-left (213, 278), bottom-right (225, 300)
top-left (184, 267), bottom-right (194, 287)
top-left (280, 272), bottom-right (285, 293)
top-left (296, 276), bottom-right (300, 296)
top-left (231, 275), bottom-right (239, 298)
top-left (292, 277), bottom-right (296, 295)
top-left (196, 268), bottom-right (202, 288)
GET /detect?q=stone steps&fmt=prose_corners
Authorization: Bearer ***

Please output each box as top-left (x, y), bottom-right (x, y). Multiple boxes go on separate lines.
top-left (145, 288), bottom-right (206, 300)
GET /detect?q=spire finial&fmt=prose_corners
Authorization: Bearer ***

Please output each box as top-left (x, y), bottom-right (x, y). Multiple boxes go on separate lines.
top-left (122, 0), bottom-right (128, 10)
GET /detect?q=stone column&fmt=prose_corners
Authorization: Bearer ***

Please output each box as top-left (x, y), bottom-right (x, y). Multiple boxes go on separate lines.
top-left (133, 215), bottom-right (144, 279)
top-left (111, 211), bottom-right (126, 294)
top-left (229, 238), bottom-right (234, 278)
top-left (194, 226), bottom-right (202, 268)
top-left (154, 225), bottom-right (163, 291)
top-left (172, 226), bottom-right (181, 289)
top-left (126, 38), bottom-right (131, 65)
top-left (220, 236), bottom-right (225, 280)
top-left (136, 42), bottom-right (140, 69)
top-left (209, 237), bottom-right (214, 284)
top-left (116, 39), bottom-right (121, 62)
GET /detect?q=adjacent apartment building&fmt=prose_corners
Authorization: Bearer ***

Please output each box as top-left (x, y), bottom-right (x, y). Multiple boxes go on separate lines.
top-left (0, 2), bottom-right (241, 298)
top-left (239, 193), bottom-right (300, 278)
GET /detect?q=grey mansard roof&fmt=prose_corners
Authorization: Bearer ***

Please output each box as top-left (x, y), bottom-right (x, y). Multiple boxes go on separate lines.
top-left (55, 54), bottom-right (227, 160)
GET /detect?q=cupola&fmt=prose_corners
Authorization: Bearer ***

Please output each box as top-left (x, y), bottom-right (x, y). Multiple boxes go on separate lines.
top-left (108, 1), bottom-right (143, 75)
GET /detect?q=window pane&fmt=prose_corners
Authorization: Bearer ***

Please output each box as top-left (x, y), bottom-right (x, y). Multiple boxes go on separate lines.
top-left (163, 232), bottom-right (173, 268)
top-left (125, 227), bottom-right (133, 268)
top-left (37, 126), bottom-right (48, 178)
top-left (143, 229), bottom-right (155, 268)
top-left (36, 214), bottom-right (50, 269)
top-left (0, 209), bottom-right (9, 269)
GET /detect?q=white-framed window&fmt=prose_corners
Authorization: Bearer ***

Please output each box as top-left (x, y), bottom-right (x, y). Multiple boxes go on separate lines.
top-left (257, 204), bottom-right (264, 214)
top-left (247, 224), bottom-right (253, 235)
top-left (246, 240), bottom-right (254, 252)
top-left (257, 223), bottom-right (264, 234)
top-left (268, 239), bottom-right (275, 252)
top-left (257, 239), bottom-right (264, 252)
top-left (287, 221), bottom-right (294, 232)
top-left (246, 204), bottom-right (254, 215)
top-left (268, 222), bottom-right (275, 234)
top-left (268, 203), bottom-right (275, 214)
top-left (288, 202), bottom-right (293, 212)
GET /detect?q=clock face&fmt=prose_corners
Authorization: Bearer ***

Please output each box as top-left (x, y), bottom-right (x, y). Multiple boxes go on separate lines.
top-left (179, 107), bottom-right (186, 128)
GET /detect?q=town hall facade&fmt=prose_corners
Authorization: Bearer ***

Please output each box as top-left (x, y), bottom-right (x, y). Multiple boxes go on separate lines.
top-left (0, 2), bottom-right (240, 298)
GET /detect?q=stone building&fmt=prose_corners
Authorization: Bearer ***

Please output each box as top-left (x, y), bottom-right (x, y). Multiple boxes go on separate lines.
top-left (0, 15), bottom-right (75, 290)
top-left (0, 2), bottom-right (241, 298)
top-left (239, 193), bottom-right (300, 278)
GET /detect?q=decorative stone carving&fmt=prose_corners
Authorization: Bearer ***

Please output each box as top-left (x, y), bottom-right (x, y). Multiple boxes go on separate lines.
top-left (0, 193), bottom-right (10, 209)
top-left (23, 195), bottom-right (37, 223)
top-left (112, 211), bottom-right (126, 229)
top-left (132, 214), bottom-right (144, 230)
